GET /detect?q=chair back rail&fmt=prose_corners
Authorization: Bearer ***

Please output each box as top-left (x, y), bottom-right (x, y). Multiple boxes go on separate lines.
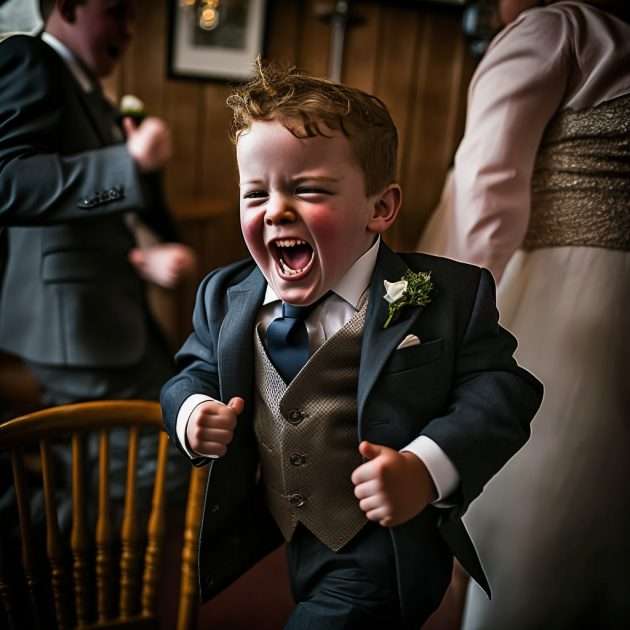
top-left (0, 400), bottom-right (203, 630)
top-left (0, 401), bottom-right (164, 446)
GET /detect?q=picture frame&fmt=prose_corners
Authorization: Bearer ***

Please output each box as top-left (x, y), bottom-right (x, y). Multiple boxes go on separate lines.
top-left (168, 0), bottom-right (267, 82)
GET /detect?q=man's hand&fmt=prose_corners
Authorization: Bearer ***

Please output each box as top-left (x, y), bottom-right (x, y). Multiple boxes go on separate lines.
top-left (129, 243), bottom-right (196, 288)
top-left (124, 116), bottom-right (171, 172)
top-left (351, 441), bottom-right (437, 527)
top-left (186, 397), bottom-right (244, 458)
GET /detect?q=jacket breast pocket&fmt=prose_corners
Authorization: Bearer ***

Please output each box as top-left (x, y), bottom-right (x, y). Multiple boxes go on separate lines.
top-left (384, 338), bottom-right (444, 374)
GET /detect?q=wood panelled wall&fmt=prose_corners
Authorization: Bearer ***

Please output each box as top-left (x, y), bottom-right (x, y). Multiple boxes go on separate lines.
top-left (103, 0), bottom-right (476, 343)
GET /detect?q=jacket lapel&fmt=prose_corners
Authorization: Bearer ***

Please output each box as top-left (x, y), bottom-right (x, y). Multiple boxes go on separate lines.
top-left (36, 31), bottom-right (117, 145)
top-left (218, 267), bottom-right (267, 405)
top-left (78, 86), bottom-right (119, 145)
top-left (357, 243), bottom-right (425, 427)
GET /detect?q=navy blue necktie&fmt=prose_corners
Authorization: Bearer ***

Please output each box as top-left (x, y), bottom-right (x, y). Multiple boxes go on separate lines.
top-left (266, 301), bottom-right (320, 383)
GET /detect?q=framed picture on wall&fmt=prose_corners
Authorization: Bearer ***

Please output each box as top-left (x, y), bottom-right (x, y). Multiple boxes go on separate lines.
top-left (168, 0), bottom-right (267, 81)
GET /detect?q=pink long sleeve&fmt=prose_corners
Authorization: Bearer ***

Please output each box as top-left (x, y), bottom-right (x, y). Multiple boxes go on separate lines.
top-left (450, 10), bottom-right (570, 282)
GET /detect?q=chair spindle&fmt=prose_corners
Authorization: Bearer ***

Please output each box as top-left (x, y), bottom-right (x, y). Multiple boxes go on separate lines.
top-left (119, 426), bottom-right (140, 619)
top-left (141, 430), bottom-right (169, 617)
top-left (177, 466), bottom-right (208, 630)
top-left (95, 429), bottom-right (113, 623)
top-left (9, 448), bottom-right (41, 628)
top-left (71, 432), bottom-right (89, 626)
top-left (40, 440), bottom-right (71, 630)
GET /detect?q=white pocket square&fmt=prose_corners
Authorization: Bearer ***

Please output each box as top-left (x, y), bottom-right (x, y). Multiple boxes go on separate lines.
top-left (396, 334), bottom-right (421, 350)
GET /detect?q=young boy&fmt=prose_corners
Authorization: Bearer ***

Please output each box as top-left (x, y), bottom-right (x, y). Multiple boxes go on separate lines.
top-left (161, 62), bottom-right (543, 629)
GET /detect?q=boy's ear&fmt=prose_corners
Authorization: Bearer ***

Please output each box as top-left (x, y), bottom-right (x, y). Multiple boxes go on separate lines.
top-left (367, 183), bottom-right (402, 234)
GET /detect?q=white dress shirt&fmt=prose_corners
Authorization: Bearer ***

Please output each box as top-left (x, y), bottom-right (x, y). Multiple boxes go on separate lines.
top-left (42, 32), bottom-right (93, 92)
top-left (176, 238), bottom-right (459, 502)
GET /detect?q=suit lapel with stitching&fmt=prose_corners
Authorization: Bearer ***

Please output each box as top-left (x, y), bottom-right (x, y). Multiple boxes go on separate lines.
top-left (218, 267), bottom-right (267, 405)
top-left (77, 86), bottom-right (118, 145)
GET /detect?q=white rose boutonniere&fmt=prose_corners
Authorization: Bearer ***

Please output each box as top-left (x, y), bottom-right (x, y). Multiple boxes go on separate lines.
top-left (120, 94), bottom-right (146, 124)
top-left (384, 279), bottom-right (408, 304)
top-left (383, 270), bottom-right (433, 329)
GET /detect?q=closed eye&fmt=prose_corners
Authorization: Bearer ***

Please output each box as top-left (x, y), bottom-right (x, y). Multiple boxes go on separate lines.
top-left (243, 190), bottom-right (268, 200)
top-left (295, 187), bottom-right (332, 196)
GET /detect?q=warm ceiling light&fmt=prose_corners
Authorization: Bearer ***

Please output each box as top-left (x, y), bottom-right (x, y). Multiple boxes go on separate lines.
top-left (180, 0), bottom-right (223, 31)
top-left (199, 7), bottom-right (220, 30)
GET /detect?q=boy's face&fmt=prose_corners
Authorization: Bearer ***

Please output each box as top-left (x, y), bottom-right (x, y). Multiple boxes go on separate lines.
top-left (66, 0), bottom-right (136, 77)
top-left (237, 119), bottom-right (388, 306)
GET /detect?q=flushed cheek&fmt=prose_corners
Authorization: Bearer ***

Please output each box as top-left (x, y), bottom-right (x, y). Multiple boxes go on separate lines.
top-left (309, 216), bottom-right (350, 271)
top-left (307, 211), bottom-right (342, 249)
top-left (241, 214), bottom-right (267, 260)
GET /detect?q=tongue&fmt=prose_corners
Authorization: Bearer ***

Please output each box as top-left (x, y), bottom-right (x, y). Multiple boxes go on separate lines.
top-left (282, 244), bottom-right (312, 270)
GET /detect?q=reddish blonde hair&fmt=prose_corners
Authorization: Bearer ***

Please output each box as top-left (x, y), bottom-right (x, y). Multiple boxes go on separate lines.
top-left (226, 60), bottom-right (398, 195)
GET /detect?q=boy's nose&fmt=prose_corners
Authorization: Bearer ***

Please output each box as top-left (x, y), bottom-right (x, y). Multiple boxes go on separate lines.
top-left (264, 197), bottom-right (296, 226)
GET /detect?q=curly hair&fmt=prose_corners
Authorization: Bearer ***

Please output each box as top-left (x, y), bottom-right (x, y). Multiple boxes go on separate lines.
top-left (226, 59), bottom-right (399, 195)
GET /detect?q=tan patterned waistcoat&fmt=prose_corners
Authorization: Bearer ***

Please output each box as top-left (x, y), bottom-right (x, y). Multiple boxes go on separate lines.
top-left (253, 299), bottom-right (368, 551)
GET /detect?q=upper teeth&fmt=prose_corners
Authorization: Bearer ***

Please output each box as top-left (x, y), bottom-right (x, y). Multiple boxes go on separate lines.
top-left (275, 238), bottom-right (306, 248)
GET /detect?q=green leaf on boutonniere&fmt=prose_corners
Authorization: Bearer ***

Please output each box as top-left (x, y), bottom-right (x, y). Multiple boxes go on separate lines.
top-left (383, 270), bottom-right (433, 329)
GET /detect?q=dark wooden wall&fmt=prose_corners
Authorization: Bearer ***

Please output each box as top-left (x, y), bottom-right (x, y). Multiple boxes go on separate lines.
top-left (103, 0), bottom-right (476, 343)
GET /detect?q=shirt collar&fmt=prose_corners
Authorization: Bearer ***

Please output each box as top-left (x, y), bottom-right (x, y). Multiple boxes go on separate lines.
top-left (42, 32), bottom-right (94, 93)
top-left (262, 237), bottom-right (380, 309)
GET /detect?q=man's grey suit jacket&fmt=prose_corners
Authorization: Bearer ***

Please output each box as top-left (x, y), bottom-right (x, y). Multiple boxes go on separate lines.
top-left (161, 242), bottom-right (544, 623)
top-left (0, 34), bottom-right (177, 368)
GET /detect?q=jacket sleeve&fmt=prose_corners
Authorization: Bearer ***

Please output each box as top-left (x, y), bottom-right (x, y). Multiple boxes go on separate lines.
top-left (160, 271), bottom-right (222, 450)
top-left (0, 35), bottom-right (149, 225)
top-left (421, 268), bottom-right (543, 515)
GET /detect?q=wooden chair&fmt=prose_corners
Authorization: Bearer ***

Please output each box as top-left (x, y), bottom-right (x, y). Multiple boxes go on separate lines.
top-left (0, 400), bottom-right (209, 630)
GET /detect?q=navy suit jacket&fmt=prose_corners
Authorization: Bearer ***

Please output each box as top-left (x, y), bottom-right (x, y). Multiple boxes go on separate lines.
top-left (0, 34), bottom-right (177, 368)
top-left (161, 242), bottom-right (543, 620)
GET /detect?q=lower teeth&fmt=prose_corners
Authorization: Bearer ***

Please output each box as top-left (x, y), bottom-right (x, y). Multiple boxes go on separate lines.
top-left (279, 258), bottom-right (304, 275)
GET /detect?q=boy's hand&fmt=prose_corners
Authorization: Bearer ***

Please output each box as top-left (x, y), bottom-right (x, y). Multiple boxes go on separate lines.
top-left (129, 243), bottom-right (197, 288)
top-left (186, 397), bottom-right (244, 458)
top-left (351, 441), bottom-right (437, 527)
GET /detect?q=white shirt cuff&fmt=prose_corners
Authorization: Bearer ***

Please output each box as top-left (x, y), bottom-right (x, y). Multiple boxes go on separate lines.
top-left (401, 435), bottom-right (459, 506)
top-left (176, 393), bottom-right (216, 459)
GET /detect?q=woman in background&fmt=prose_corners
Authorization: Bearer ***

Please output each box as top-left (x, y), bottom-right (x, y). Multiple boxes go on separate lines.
top-left (419, 1), bottom-right (630, 628)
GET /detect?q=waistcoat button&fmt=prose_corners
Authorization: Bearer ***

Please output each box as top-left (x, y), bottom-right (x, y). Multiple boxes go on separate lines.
top-left (288, 493), bottom-right (306, 507)
top-left (289, 453), bottom-right (306, 466)
top-left (287, 409), bottom-right (305, 425)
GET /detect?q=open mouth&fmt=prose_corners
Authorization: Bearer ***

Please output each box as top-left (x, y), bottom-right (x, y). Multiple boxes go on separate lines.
top-left (271, 238), bottom-right (314, 277)
top-left (107, 44), bottom-right (122, 60)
